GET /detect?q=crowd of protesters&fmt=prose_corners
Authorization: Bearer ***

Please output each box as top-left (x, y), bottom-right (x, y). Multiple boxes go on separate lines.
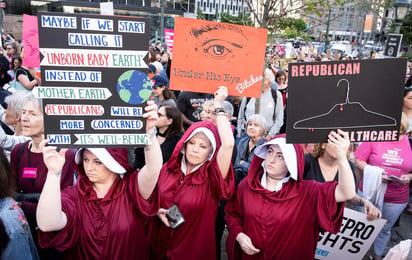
top-left (0, 31), bottom-right (411, 260)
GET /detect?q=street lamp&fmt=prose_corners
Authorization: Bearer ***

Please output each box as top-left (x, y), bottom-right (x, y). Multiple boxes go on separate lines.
top-left (324, 9), bottom-right (331, 50)
top-left (393, 0), bottom-right (411, 33)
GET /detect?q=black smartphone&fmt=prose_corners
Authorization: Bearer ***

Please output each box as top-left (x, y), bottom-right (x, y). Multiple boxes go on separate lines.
top-left (389, 175), bottom-right (401, 181)
top-left (167, 204), bottom-right (185, 229)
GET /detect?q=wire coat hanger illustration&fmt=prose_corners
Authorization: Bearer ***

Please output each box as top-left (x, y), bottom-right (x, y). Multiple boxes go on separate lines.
top-left (293, 79), bottom-right (397, 130)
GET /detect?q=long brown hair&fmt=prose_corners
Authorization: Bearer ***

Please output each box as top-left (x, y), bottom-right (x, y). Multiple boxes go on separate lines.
top-left (162, 106), bottom-right (183, 138)
top-left (162, 87), bottom-right (176, 101)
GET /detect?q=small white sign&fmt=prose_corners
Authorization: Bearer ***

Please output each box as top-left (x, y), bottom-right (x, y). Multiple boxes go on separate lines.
top-left (315, 208), bottom-right (386, 259)
top-left (100, 2), bottom-right (114, 16)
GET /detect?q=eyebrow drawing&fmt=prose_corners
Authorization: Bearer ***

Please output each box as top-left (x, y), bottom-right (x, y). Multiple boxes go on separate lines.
top-left (293, 79), bottom-right (397, 130)
top-left (189, 23), bottom-right (246, 39)
top-left (189, 23), bottom-right (247, 60)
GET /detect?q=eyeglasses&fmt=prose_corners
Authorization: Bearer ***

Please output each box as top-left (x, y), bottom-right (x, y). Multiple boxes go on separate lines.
top-left (6, 48), bottom-right (12, 50)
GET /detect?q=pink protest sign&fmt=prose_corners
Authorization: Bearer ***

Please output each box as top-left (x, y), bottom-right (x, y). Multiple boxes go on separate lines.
top-left (23, 14), bottom-right (40, 68)
top-left (164, 29), bottom-right (174, 53)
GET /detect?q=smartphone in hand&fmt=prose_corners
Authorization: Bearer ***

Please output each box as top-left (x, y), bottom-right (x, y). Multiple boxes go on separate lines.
top-left (166, 204), bottom-right (185, 229)
top-left (389, 175), bottom-right (401, 182)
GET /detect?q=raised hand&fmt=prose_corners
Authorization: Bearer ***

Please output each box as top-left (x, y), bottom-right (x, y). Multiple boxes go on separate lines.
top-left (40, 139), bottom-right (68, 175)
top-left (214, 86), bottom-right (228, 108)
top-left (328, 129), bottom-right (350, 161)
top-left (144, 100), bottom-right (159, 133)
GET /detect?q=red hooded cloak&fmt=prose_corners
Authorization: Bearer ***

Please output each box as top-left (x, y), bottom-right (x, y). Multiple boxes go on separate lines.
top-left (147, 121), bottom-right (235, 260)
top-left (39, 148), bottom-right (159, 259)
top-left (225, 135), bottom-right (344, 260)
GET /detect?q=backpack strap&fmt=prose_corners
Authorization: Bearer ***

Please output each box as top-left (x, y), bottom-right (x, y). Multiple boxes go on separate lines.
top-left (271, 88), bottom-right (277, 109)
top-left (244, 88), bottom-right (278, 122)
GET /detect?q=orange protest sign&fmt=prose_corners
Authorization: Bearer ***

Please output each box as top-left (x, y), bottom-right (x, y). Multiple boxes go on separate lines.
top-left (169, 17), bottom-right (268, 98)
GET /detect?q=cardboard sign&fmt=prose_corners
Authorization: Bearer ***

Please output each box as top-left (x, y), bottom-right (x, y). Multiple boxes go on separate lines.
top-left (169, 17), bottom-right (267, 97)
top-left (286, 59), bottom-right (406, 143)
top-left (315, 208), bottom-right (386, 259)
top-left (37, 13), bottom-right (150, 147)
top-left (22, 14), bottom-right (40, 68)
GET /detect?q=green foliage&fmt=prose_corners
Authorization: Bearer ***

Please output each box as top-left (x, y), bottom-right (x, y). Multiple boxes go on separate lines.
top-left (400, 11), bottom-right (412, 46)
top-left (306, 3), bottom-right (314, 12)
top-left (197, 9), bottom-right (206, 20)
top-left (219, 12), bottom-right (254, 26)
top-left (277, 17), bottom-right (307, 32)
top-left (401, 53), bottom-right (412, 62)
top-left (252, 0), bottom-right (348, 31)
top-left (355, 0), bottom-right (392, 16)
top-left (275, 17), bottom-right (310, 40)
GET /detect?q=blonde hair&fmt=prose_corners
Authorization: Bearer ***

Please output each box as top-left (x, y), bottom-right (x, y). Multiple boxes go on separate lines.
top-left (400, 112), bottom-right (409, 135)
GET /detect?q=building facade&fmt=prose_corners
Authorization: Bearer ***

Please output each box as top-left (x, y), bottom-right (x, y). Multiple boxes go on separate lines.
top-left (195, 0), bottom-right (249, 16)
top-left (305, 0), bottom-right (386, 44)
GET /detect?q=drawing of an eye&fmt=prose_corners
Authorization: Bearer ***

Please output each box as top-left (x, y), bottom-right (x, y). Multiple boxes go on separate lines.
top-left (203, 44), bottom-right (232, 58)
top-left (198, 39), bottom-right (243, 59)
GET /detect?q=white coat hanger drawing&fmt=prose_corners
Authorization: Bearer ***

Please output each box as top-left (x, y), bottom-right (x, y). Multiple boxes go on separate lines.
top-left (293, 79), bottom-right (397, 131)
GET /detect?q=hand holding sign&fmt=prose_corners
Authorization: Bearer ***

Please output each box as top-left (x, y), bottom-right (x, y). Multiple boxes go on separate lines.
top-left (361, 198), bottom-right (382, 221)
top-left (213, 86), bottom-right (228, 108)
top-left (143, 100), bottom-right (158, 134)
top-left (327, 129), bottom-right (350, 162)
top-left (40, 138), bottom-right (68, 175)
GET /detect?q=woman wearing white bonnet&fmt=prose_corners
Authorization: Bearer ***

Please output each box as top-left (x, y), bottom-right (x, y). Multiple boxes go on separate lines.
top-left (148, 86), bottom-right (235, 259)
top-left (225, 130), bottom-right (356, 259)
top-left (35, 101), bottom-right (162, 259)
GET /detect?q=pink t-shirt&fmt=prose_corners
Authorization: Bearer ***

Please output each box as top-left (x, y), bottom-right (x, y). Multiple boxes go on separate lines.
top-left (355, 136), bottom-right (412, 203)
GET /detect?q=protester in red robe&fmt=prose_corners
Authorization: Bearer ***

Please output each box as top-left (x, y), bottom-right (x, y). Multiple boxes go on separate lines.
top-left (36, 101), bottom-right (162, 259)
top-left (225, 130), bottom-right (356, 259)
top-left (148, 87), bottom-right (235, 260)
